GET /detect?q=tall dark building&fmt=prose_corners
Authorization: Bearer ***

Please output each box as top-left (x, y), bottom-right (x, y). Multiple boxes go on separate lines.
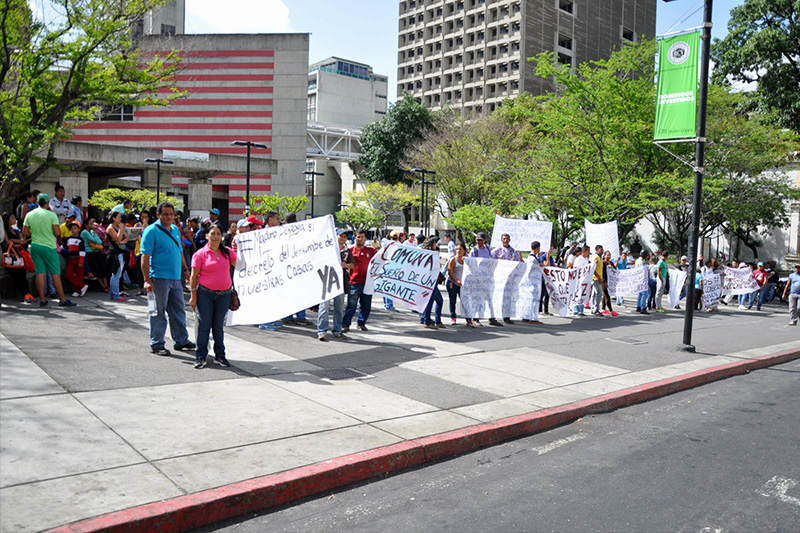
top-left (397, 0), bottom-right (657, 116)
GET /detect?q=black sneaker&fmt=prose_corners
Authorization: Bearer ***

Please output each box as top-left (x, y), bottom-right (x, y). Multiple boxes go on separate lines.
top-left (488, 318), bottom-right (503, 327)
top-left (503, 319), bottom-right (514, 325)
top-left (358, 324), bottom-right (368, 331)
top-left (39, 300), bottom-right (49, 307)
top-left (214, 357), bottom-right (231, 367)
top-left (151, 347), bottom-right (171, 356)
top-left (194, 359), bottom-right (207, 369)
top-left (174, 341), bottom-right (196, 351)
top-left (59, 300), bottom-right (77, 307)
top-left (341, 326), bottom-right (350, 333)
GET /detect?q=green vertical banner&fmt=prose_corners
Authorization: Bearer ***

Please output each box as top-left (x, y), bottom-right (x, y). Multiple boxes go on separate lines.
top-left (654, 31), bottom-right (700, 140)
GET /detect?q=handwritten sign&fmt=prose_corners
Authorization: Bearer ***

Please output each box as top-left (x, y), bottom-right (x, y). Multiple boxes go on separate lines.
top-left (722, 266), bottom-right (759, 296)
top-left (584, 220), bottom-right (620, 261)
top-left (702, 272), bottom-right (721, 309)
top-left (229, 215), bottom-right (341, 325)
top-left (460, 258), bottom-right (542, 320)
top-left (542, 264), bottom-right (595, 317)
top-left (364, 242), bottom-right (439, 313)
top-left (667, 268), bottom-right (688, 309)
top-left (607, 266), bottom-right (649, 298)
top-left (490, 215), bottom-right (552, 254)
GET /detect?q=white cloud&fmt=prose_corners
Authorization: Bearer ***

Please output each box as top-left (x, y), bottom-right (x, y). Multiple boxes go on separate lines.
top-left (185, 0), bottom-right (293, 34)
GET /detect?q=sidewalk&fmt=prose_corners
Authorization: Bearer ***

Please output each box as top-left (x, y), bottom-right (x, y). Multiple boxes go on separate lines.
top-left (1, 293), bottom-right (798, 532)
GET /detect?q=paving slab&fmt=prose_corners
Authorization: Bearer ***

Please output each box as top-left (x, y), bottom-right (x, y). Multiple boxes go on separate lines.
top-left (0, 334), bottom-right (64, 400)
top-left (75, 378), bottom-right (360, 460)
top-left (0, 394), bottom-right (143, 487)
top-left (372, 411), bottom-right (479, 440)
top-left (514, 387), bottom-right (592, 409)
top-left (154, 424), bottom-right (400, 493)
top-left (450, 397), bottom-right (541, 422)
top-left (0, 463), bottom-right (181, 533)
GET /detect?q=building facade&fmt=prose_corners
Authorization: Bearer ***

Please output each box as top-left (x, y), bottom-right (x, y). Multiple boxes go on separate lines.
top-left (64, 33), bottom-right (309, 218)
top-left (397, 0), bottom-right (656, 116)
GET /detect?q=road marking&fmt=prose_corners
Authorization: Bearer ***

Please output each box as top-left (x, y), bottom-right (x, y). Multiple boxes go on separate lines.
top-left (757, 476), bottom-right (800, 507)
top-left (532, 432), bottom-right (587, 455)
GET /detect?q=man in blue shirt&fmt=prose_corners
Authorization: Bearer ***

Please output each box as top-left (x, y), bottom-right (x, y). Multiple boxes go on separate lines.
top-left (782, 263), bottom-right (800, 326)
top-left (141, 202), bottom-right (194, 356)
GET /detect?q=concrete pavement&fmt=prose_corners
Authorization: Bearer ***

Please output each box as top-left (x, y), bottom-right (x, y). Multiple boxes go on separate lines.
top-left (0, 292), bottom-right (798, 532)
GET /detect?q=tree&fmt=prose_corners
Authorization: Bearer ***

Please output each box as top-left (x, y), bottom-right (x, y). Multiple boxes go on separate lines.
top-left (0, 0), bottom-right (182, 206)
top-left (357, 93), bottom-right (436, 184)
top-left (347, 182), bottom-right (418, 233)
top-left (248, 194), bottom-right (308, 218)
top-left (88, 187), bottom-right (182, 213)
top-left (711, 0), bottom-right (800, 133)
top-left (445, 203), bottom-right (496, 245)
top-left (334, 205), bottom-right (382, 232)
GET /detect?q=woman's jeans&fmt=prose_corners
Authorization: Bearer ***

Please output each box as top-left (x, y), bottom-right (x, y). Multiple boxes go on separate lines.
top-left (446, 280), bottom-right (460, 319)
top-left (109, 253), bottom-right (124, 299)
top-left (648, 279), bottom-right (657, 309)
top-left (195, 285), bottom-right (231, 361)
top-left (421, 285), bottom-right (443, 325)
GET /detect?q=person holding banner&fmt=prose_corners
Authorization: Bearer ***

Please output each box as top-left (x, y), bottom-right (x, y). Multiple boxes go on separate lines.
top-left (317, 229), bottom-right (353, 341)
top-left (634, 251), bottom-right (650, 314)
top-left (615, 251), bottom-right (628, 306)
top-left (446, 243), bottom-right (472, 327)
top-left (419, 237), bottom-right (445, 329)
top-left (342, 230), bottom-right (377, 332)
top-left (490, 233), bottom-right (523, 325)
top-left (572, 246), bottom-right (591, 316)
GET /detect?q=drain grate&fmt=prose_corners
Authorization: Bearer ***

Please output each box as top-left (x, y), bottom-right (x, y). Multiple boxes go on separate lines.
top-left (308, 368), bottom-right (371, 381)
top-left (606, 337), bottom-right (647, 345)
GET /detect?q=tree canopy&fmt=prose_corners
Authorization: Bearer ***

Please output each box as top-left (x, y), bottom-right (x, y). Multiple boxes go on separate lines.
top-left (711, 0), bottom-right (800, 133)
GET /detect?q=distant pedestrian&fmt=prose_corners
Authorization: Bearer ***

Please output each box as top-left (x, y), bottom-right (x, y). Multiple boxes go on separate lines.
top-left (615, 250), bottom-right (628, 305)
top-left (49, 184), bottom-right (73, 224)
top-left (589, 245), bottom-right (605, 315)
top-left (572, 245), bottom-right (591, 316)
top-left (317, 229), bottom-right (353, 340)
top-left (141, 202), bottom-right (195, 356)
top-left (342, 229), bottom-right (377, 332)
top-left (189, 225), bottom-right (235, 368)
top-left (753, 262), bottom-right (768, 311)
top-left (782, 264), bottom-right (800, 326)
top-left (655, 252), bottom-right (669, 312)
top-left (446, 243), bottom-right (471, 326)
top-left (635, 251), bottom-right (650, 314)
top-left (490, 233), bottom-right (522, 325)
top-left (419, 237), bottom-right (445, 329)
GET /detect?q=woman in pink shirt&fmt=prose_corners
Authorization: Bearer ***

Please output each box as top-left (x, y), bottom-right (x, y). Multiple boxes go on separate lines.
top-left (189, 225), bottom-right (236, 369)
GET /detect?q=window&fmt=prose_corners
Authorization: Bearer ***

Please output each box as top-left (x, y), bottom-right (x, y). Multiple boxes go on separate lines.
top-left (99, 104), bottom-right (134, 121)
top-left (558, 0), bottom-right (574, 14)
top-left (558, 34), bottom-right (572, 50)
top-left (557, 52), bottom-right (572, 65)
top-left (160, 24), bottom-right (175, 36)
top-left (622, 27), bottom-right (635, 42)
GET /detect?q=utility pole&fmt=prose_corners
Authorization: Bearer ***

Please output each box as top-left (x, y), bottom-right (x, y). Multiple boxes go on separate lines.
top-left (144, 158), bottom-right (173, 204)
top-left (231, 140), bottom-right (268, 215)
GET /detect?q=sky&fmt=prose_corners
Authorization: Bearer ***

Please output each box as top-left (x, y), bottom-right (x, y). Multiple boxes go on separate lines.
top-left (183, 0), bottom-right (746, 103)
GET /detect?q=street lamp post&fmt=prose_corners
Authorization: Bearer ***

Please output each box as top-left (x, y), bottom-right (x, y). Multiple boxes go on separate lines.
top-left (663, 0), bottom-right (713, 352)
top-left (231, 140), bottom-right (268, 215)
top-left (144, 158), bottom-right (173, 204)
top-left (410, 168), bottom-right (436, 236)
top-left (303, 170), bottom-right (324, 218)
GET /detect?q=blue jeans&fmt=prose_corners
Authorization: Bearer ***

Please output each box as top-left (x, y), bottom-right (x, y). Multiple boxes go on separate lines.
top-left (317, 292), bottom-right (345, 334)
top-left (637, 290), bottom-right (648, 310)
top-left (446, 280), bottom-right (460, 319)
top-left (283, 309), bottom-right (307, 321)
top-left (420, 285), bottom-right (443, 325)
top-left (383, 296), bottom-right (395, 310)
top-left (110, 253), bottom-right (124, 299)
top-left (195, 286), bottom-right (230, 361)
top-left (343, 283), bottom-right (372, 327)
top-left (648, 279), bottom-right (657, 309)
top-left (149, 278), bottom-right (190, 350)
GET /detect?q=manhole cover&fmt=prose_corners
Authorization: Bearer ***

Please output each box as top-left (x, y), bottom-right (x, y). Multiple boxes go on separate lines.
top-left (309, 368), bottom-right (371, 381)
top-left (605, 337), bottom-right (647, 345)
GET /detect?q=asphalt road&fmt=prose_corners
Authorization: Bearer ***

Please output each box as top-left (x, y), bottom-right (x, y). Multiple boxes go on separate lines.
top-left (204, 360), bottom-right (800, 533)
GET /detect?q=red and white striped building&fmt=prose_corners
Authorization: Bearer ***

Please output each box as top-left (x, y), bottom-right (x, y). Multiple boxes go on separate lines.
top-left (69, 33), bottom-right (308, 218)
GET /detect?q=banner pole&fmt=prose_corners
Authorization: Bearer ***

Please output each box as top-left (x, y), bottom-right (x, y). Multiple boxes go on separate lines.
top-left (680, 0), bottom-right (713, 352)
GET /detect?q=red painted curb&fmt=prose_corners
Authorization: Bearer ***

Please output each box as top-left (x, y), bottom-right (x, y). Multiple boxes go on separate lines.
top-left (47, 348), bottom-right (799, 533)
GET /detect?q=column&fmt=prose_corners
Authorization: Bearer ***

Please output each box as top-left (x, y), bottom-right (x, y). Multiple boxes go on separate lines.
top-left (187, 177), bottom-right (212, 219)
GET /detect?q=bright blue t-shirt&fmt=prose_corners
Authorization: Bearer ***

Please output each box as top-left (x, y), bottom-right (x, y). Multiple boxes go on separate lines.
top-left (790, 272), bottom-right (800, 295)
top-left (140, 221), bottom-right (183, 280)
top-left (695, 272), bottom-right (703, 290)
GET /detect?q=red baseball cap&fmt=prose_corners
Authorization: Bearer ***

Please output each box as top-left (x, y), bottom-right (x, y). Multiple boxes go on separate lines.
top-left (246, 215), bottom-right (264, 226)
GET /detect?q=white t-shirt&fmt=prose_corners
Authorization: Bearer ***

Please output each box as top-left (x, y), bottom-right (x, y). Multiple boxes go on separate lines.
top-left (566, 254), bottom-right (577, 267)
top-left (447, 239), bottom-right (456, 258)
top-left (573, 255), bottom-right (589, 268)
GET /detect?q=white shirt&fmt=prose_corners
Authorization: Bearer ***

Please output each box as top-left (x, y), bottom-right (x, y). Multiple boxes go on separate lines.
top-left (49, 197), bottom-right (73, 224)
top-left (447, 239), bottom-right (456, 258)
top-left (573, 255), bottom-right (589, 268)
top-left (566, 254), bottom-right (576, 267)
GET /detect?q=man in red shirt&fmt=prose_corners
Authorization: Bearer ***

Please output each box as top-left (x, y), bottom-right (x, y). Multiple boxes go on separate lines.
top-left (342, 229), bottom-right (377, 332)
top-left (753, 261), bottom-right (768, 311)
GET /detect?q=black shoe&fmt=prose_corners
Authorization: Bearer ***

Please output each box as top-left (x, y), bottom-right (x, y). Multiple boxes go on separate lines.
top-left (358, 324), bottom-right (368, 331)
top-left (635, 307), bottom-right (641, 313)
top-left (503, 319), bottom-right (514, 325)
top-left (59, 300), bottom-right (77, 307)
top-left (39, 300), bottom-right (49, 307)
top-left (640, 310), bottom-right (649, 315)
top-left (194, 359), bottom-right (207, 369)
top-left (151, 347), bottom-right (171, 356)
top-left (174, 341), bottom-right (196, 351)
top-left (214, 357), bottom-right (231, 367)
top-left (488, 318), bottom-right (503, 327)
top-left (342, 326), bottom-right (349, 333)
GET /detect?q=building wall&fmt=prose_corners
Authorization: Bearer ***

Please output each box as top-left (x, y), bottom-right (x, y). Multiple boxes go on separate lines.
top-left (397, 0), bottom-right (656, 116)
top-left (142, 0), bottom-right (185, 35)
top-left (311, 71), bottom-right (388, 128)
top-left (69, 33), bottom-right (309, 217)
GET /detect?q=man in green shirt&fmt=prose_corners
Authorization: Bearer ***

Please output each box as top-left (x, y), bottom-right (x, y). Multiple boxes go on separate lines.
top-left (22, 193), bottom-right (75, 307)
top-left (655, 251), bottom-right (669, 312)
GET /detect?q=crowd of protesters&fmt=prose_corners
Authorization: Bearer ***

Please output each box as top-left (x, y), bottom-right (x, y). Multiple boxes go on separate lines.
top-left (2, 185), bottom-right (798, 368)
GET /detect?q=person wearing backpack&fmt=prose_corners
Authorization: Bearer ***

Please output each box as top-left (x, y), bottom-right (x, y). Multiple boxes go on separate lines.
top-left (141, 202), bottom-right (195, 357)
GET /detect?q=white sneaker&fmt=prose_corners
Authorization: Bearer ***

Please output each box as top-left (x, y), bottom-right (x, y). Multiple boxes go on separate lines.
top-left (737, 305), bottom-right (746, 310)
top-left (791, 321), bottom-right (798, 326)
top-left (80, 285), bottom-right (88, 297)
top-left (71, 292), bottom-right (80, 297)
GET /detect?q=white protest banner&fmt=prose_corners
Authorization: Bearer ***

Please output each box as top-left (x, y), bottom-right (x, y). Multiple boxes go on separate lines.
top-left (460, 258), bottom-right (543, 320)
top-left (363, 242), bottom-right (439, 313)
top-left (542, 264), bottom-right (595, 317)
top-left (607, 266), bottom-right (648, 298)
top-left (230, 215), bottom-right (342, 326)
top-left (702, 272), bottom-right (721, 309)
top-left (667, 268), bottom-right (688, 309)
top-left (490, 215), bottom-right (552, 253)
top-left (722, 266), bottom-right (759, 296)
top-left (584, 220), bottom-right (620, 261)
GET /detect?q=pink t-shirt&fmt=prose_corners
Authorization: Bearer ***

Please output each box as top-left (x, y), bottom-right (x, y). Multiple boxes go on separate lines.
top-left (191, 244), bottom-right (235, 291)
